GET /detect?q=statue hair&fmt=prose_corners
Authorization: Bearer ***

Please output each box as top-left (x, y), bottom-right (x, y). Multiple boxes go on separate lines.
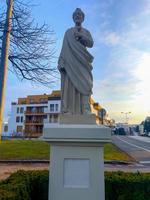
top-left (72, 8), bottom-right (85, 21)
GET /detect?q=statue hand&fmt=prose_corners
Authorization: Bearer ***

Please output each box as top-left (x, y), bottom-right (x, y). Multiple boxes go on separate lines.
top-left (59, 67), bottom-right (66, 73)
top-left (74, 31), bottom-right (83, 41)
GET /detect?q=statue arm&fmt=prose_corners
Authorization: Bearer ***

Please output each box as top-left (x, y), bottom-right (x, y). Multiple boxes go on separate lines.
top-left (58, 56), bottom-right (66, 73)
top-left (81, 30), bottom-right (94, 48)
top-left (75, 29), bottom-right (94, 48)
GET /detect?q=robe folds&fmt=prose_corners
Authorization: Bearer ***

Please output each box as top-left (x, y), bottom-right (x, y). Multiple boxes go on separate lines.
top-left (58, 27), bottom-right (94, 114)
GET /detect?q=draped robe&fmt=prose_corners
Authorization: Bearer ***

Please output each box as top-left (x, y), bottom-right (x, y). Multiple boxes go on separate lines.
top-left (58, 27), bottom-right (94, 114)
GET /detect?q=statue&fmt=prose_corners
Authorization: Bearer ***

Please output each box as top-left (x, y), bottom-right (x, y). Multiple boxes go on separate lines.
top-left (58, 8), bottom-right (94, 115)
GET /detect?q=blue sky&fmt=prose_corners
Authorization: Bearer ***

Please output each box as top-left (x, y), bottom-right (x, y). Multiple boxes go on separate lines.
top-left (3, 0), bottom-right (150, 123)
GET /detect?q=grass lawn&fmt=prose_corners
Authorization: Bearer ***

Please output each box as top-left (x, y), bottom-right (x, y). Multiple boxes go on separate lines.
top-left (0, 140), bottom-right (50, 160)
top-left (0, 140), bottom-right (133, 161)
top-left (104, 143), bottom-right (134, 161)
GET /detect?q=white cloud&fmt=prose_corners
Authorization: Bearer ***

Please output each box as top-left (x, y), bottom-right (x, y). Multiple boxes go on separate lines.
top-left (100, 32), bottom-right (120, 46)
top-left (92, 52), bottom-right (150, 123)
top-left (133, 53), bottom-right (150, 111)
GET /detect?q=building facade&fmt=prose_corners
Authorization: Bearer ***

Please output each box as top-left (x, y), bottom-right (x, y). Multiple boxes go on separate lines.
top-left (8, 91), bottom-right (60, 137)
top-left (2, 122), bottom-right (8, 137)
top-left (8, 90), bottom-right (106, 138)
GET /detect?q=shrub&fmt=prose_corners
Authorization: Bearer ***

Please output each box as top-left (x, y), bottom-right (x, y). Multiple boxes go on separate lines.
top-left (105, 171), bottom-right (150, 200)
top-left (0, 170), bottom-right (48, 200)
top-left (0, 170), bottom-right (150, 200)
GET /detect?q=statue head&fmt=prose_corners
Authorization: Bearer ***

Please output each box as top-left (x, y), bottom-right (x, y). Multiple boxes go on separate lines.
top-left (73, 8), bottom-right (85, 24)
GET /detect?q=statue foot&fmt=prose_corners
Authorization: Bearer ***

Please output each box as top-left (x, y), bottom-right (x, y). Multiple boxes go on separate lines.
top-left (83, 109), bottom-right (91, 115)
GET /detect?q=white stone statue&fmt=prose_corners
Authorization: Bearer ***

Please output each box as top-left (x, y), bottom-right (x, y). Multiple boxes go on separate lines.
top-left (58, 8), bottom-right (94, 115)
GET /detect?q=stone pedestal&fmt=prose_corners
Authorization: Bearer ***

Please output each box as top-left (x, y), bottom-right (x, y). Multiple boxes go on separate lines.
top-left (59, 114), bottom-right (97, 124)
top-left (43, 124), bottom-right (111, 200)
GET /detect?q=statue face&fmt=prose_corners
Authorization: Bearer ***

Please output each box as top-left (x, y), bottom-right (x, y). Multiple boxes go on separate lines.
top-left (73, 10), bottom-right (84, 24)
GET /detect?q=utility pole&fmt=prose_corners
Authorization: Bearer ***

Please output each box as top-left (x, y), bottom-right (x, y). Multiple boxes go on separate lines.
top-left (0, 0), bottom-right (13, 140)
top-left (121, 112), bottom-right (131, 124)
top-left (99, 108), bottom-right (106, 125)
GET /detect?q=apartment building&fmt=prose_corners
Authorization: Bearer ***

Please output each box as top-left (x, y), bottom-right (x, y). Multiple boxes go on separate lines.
top-left (8, 91), bottom-right (60, 137)
top-left (8, 90), bottom-right (105, 138)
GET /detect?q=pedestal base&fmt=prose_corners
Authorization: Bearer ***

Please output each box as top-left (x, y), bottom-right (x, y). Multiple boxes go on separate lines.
top-left (59, 114), bottom-right (97, 124)
top-left (43, 124), bottom-right (111, 200)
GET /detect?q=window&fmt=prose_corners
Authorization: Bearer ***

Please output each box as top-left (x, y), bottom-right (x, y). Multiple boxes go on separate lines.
top-left (53, 114), bottom-right (58, 123)
top-left (17, 126), bottom-right (23, 133)
top-left (31, 107), bottom-right (37, 113)
top-left (49, 114), bottom-right (53, 123)
top-left (44, 115), bottom-right (47, 119)
top-left (55, 104), bottom-right (59, 111)
top-left (20, 107), bottom-right (24, 113)
top-left (30, 99), bottom-right (35, 104)
top-left (16, 116), bottom-right (20, 123)
top-left (40, 98), bottom-right (47, 103)
top-left (21, 116), bottom-right (23, 123)
top-left (50, 104), bottom-right (54, 112)
top-left (4, 125), bottom-right (8, 132)
top-left (17, 107), bottom-right (19, 113)
top-left (40, 107), bottom-right (44, 113)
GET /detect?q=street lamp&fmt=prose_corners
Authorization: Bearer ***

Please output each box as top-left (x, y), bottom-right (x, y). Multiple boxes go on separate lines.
top-left (121, 112), bottom-right (131, 124)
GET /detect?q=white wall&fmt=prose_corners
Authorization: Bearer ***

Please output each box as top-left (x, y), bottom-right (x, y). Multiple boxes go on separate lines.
top-left (8, 104), bottom-right (26, 135)
top-left (2, 122), bottom-right (8, 136)
top-left (44, 100), bottom-right (61, 125)
top-left (47, 100), bottom-right (61, 113)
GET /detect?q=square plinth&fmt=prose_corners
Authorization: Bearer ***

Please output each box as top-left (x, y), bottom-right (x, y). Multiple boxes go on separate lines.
top-left (43, 124), bottom-right (111, 200)
top-left (43, 124), bottom-right (111, 144)
top-left (49, 145), bottom-right (105, 200)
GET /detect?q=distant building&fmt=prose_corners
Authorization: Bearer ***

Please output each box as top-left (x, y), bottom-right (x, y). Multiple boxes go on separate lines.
top-left (2, 122), bottom-right (8, 136)
top-left (8, 90), bottom-right (107, 138)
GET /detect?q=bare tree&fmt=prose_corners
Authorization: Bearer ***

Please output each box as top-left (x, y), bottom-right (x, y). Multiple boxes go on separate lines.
top-left (0, 0), bottom-right (57, 86)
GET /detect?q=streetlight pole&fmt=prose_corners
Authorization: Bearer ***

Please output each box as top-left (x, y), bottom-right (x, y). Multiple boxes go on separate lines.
top-left (0, 0), bottom-right (13, 140)
top-left (121, 112), bottom-right (131, 124)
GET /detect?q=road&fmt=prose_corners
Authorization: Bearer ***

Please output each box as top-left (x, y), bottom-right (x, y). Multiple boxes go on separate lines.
top-left (112, 135), bottom-right (150, 164)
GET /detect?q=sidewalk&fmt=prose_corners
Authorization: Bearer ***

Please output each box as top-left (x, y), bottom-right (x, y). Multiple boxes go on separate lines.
top-left (0, 158), bottom-right (149, 180)
top-left (0, 162), bottom-right (149, 181)
top-left (129, 136), bottom-right (150, 143)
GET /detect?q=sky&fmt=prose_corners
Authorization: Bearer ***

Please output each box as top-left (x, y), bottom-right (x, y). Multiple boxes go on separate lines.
top-left (2, 0), bottom-right (150, 124)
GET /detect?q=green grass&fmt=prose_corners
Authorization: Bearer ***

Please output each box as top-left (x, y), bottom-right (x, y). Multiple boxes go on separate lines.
top-left (0, 140), bottom-right (49, 160)
top-left (0, 140), bottom-right (133, 161)
top-left (104, 143), bottom-right (134, 162)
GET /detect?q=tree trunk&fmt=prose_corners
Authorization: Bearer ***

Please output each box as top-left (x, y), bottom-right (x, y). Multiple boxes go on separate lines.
top-left (0, 0), bottom-right (13, 140)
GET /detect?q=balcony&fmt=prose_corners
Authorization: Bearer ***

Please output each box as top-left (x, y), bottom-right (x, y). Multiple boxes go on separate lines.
top-left (25, 110), bottom-right (46, 115)
top-left (44, 107), bottom-right (49, 113)
top-left (43, 118), bottom-right (49, 123)
top-left (24, 131), bottom-right (43, 138)
top-left (25, 120), bottom-right (43, 125)
top-left (44, 108), bottom-right (60, 114)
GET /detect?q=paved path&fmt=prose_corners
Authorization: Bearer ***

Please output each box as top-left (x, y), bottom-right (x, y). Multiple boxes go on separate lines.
top-left (0, 163), bottom-right (49, 180)
top-left (0, 162), bottom-right (149, 181)
top-left (112, 136), bottom-right (150, 164)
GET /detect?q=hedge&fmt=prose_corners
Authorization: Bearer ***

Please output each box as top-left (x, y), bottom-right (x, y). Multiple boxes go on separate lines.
top-left (0, 170), bottom-right (150, 200)
top-left (0, 171), bottom-right (49, 200)
top-left (105, 171), bottom-right (150, 200)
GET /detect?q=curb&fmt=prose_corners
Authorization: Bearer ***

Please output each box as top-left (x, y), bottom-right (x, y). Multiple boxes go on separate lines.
top-left (0, 160), bottom-right (49, 164)
top-left (0, 160), bottom-right (136, 165)
top-left (104, 160), bottom-right (135, 165)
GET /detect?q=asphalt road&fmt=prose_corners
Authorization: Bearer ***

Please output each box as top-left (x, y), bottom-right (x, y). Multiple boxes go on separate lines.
top-left (112, 135), bottom-right (150, 164)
